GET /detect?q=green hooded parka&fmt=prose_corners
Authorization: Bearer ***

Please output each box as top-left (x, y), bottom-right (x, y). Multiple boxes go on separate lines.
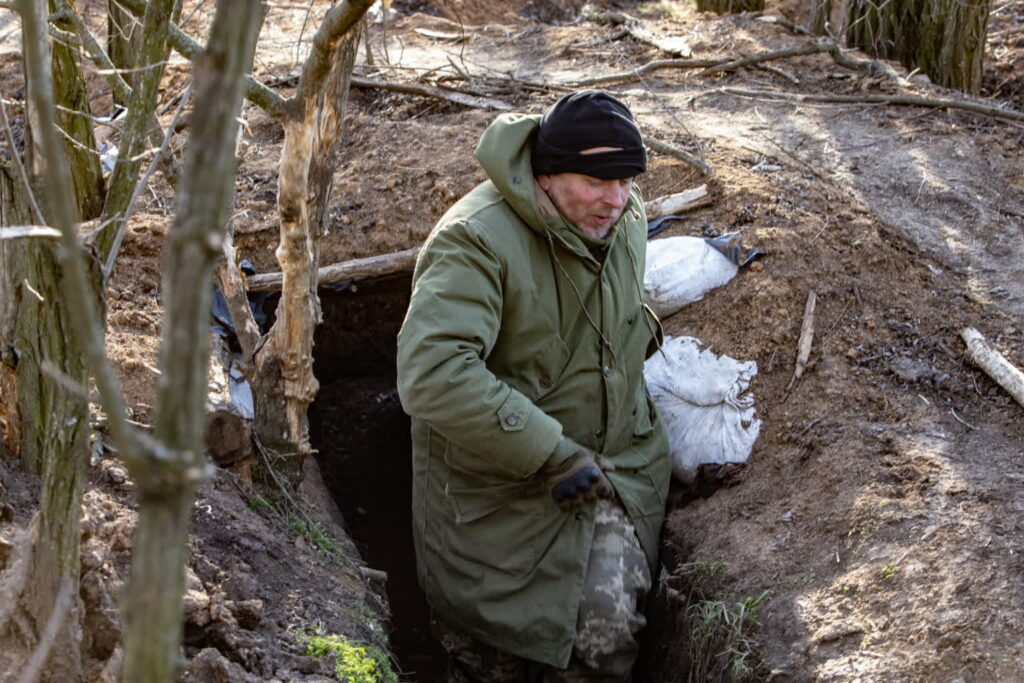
top-left (396, 112), bottom-right (671, 667)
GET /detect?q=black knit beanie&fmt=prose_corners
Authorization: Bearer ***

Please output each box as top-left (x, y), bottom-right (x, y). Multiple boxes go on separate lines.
top-left (531, 90), bottom-right (647, 180)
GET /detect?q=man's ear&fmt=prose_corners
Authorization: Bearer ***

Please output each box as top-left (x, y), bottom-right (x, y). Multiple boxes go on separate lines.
top-left (536, 174), bottom-right (552, 192)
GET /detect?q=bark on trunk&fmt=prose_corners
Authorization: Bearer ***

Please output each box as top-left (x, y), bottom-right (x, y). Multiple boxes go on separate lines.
top-left (49, 0), bottom-right (104, 220)
top-left (116, 1), bottom-right (263, 680)
top-left (808, 0), bottom-right (833, 35)
top-left (695, 0), bottom-right (765, 14)
top-left (845, 0), bottom-right (991, 93)
top-left (251, 0), bottom-right (372, 481)
top-left (6, 2), bottom-right (95, 678)
top-left (107, 0), bottom-right (143, 103)
top-left (1, 163), bottom-right (31, 461)
top-left (97, 0), bottom-right (180, 262)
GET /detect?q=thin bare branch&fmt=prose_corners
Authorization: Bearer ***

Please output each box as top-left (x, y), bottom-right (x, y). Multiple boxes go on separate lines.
top-left (696, 42), bottom-right (825, 78)
top-left (103, 83), bottom-right (193, 279)
top-left (351, 75), bottom-right (513, 110)
top-left (50, 1), bottom-right (181, 193)
top-left (98, 0), bottom-right (178, 262)
top-left (643, 135), bottom-right (711, 175)
top-left (119, 0), bottom-right (289, 119)
top-left (719, 87), bottom-right (1024, 124)
top-left (568, 57), bottom-right (723, 88)
top-left (52, 0), bottom-right (132, 103)
top-left (294, 0), bottom-right (316, 66)
top-left (0, 226), bottom-right (61, 239)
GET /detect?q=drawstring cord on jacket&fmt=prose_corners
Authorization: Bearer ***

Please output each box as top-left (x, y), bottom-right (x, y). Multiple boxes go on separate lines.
top-left (624, 235), bottom-right (664, 354)
top-left (546, 233), bottom-right (618, 363)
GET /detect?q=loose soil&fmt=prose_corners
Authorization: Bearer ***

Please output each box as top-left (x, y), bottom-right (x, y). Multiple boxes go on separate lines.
top-left (1, 1), bottom-right (1023, 681)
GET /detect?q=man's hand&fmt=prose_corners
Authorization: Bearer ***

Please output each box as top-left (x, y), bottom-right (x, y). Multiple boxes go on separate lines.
top-left (540, 444), bottom-right (615, 510)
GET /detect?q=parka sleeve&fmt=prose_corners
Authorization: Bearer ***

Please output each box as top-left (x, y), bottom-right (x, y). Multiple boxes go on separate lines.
top-left (396, 219), bottom-right (563, 480)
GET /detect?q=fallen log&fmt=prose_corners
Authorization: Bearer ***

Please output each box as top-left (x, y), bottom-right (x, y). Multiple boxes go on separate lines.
top-left (960, 327), bottom-right (1024, 411)
top-left (247, 246), bottom-right (421, 292)
top-left (585, 9), bottom-right (693, 57)
top-left (644, 184), bottom-right (711, 219)
top-left (247, 187), bottom-right (713, 292)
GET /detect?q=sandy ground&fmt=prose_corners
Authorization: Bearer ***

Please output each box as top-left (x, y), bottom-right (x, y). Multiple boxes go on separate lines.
top-left (2, 0), bottom-right (1024, 680)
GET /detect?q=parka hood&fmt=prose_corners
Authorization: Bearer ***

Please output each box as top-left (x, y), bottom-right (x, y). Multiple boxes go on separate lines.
top-left (474, 113), bottom-right (633, 259)
top-left (474, 113), bottom-right (546, 229)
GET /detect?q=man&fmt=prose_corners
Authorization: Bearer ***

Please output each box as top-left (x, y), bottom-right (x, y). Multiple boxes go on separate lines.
top-left (396, 90), bottom-right (671, 681)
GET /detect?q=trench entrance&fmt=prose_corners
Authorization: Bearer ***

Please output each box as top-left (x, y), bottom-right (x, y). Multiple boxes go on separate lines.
top-left (308, 275), bottom-right (686, 682)
top-left (307, 275), bottom-right (447, 681)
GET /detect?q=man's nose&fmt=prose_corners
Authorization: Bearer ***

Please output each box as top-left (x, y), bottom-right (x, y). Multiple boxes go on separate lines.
top-left (602, 183), bottom-right (628, 208)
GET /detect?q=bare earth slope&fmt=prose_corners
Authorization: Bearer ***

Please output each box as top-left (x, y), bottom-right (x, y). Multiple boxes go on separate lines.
top-left (2, 1), bottom-right (1023, 681)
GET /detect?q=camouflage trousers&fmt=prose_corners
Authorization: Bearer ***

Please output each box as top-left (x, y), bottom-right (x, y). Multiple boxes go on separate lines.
top-left (434, 499), bottom-right (651, 682)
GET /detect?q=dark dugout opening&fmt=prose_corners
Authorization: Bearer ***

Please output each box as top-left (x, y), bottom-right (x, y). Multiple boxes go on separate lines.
top-left (307, 273), bottom-right (689, 682)
top-left (307, 273), bottom-right (448, 681)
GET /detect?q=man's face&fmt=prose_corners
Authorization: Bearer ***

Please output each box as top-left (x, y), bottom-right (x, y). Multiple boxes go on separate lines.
top-left (536, 172), bottom-right (633, 238)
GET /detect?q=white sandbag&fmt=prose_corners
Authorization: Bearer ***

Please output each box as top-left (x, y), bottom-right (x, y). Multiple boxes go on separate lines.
top-left (643, 236), bottom-right (739, 319)
top-left (644, 335), bottom-right (761, 484)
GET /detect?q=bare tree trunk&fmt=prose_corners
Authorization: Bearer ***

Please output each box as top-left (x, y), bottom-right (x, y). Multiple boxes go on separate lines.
top-left (107, 0), bottom-right (142, 103)
top-left (0, 163), bottom-right (32, 462)
top-left (845, 0), bottom-right (991, 93)
top-left (19, 0), bottom-right (260, 679)
top-left (8, 1), bottom-right (96, 678)
top-left (808, 0), bottom-right (833, 35)
top-left (49, 0), bottom-right (105, 220)
top-left (118, 0), bottom-right (262, 679)
top-left (109, 0), bottom-right (372, 484)
top-left (695, 0), bottom-right (765, 13)
top-left (97, 0), bottom-right (180, 262)
top-left (250, 0), bottom-right (372, 481)
top-left (918, 0), bottom-right (991, 93)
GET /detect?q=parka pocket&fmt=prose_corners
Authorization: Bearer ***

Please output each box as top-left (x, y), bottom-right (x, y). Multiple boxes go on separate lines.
top-left (511, 335), bottom-right (571, 401)
top-left (626, 382), bottom-right (657, 445)
top-left (442, 479), bottom-right (546, 576)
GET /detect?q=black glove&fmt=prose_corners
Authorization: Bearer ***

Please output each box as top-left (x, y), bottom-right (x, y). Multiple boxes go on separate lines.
top-left (540, 443), bottom-right (614, 510)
